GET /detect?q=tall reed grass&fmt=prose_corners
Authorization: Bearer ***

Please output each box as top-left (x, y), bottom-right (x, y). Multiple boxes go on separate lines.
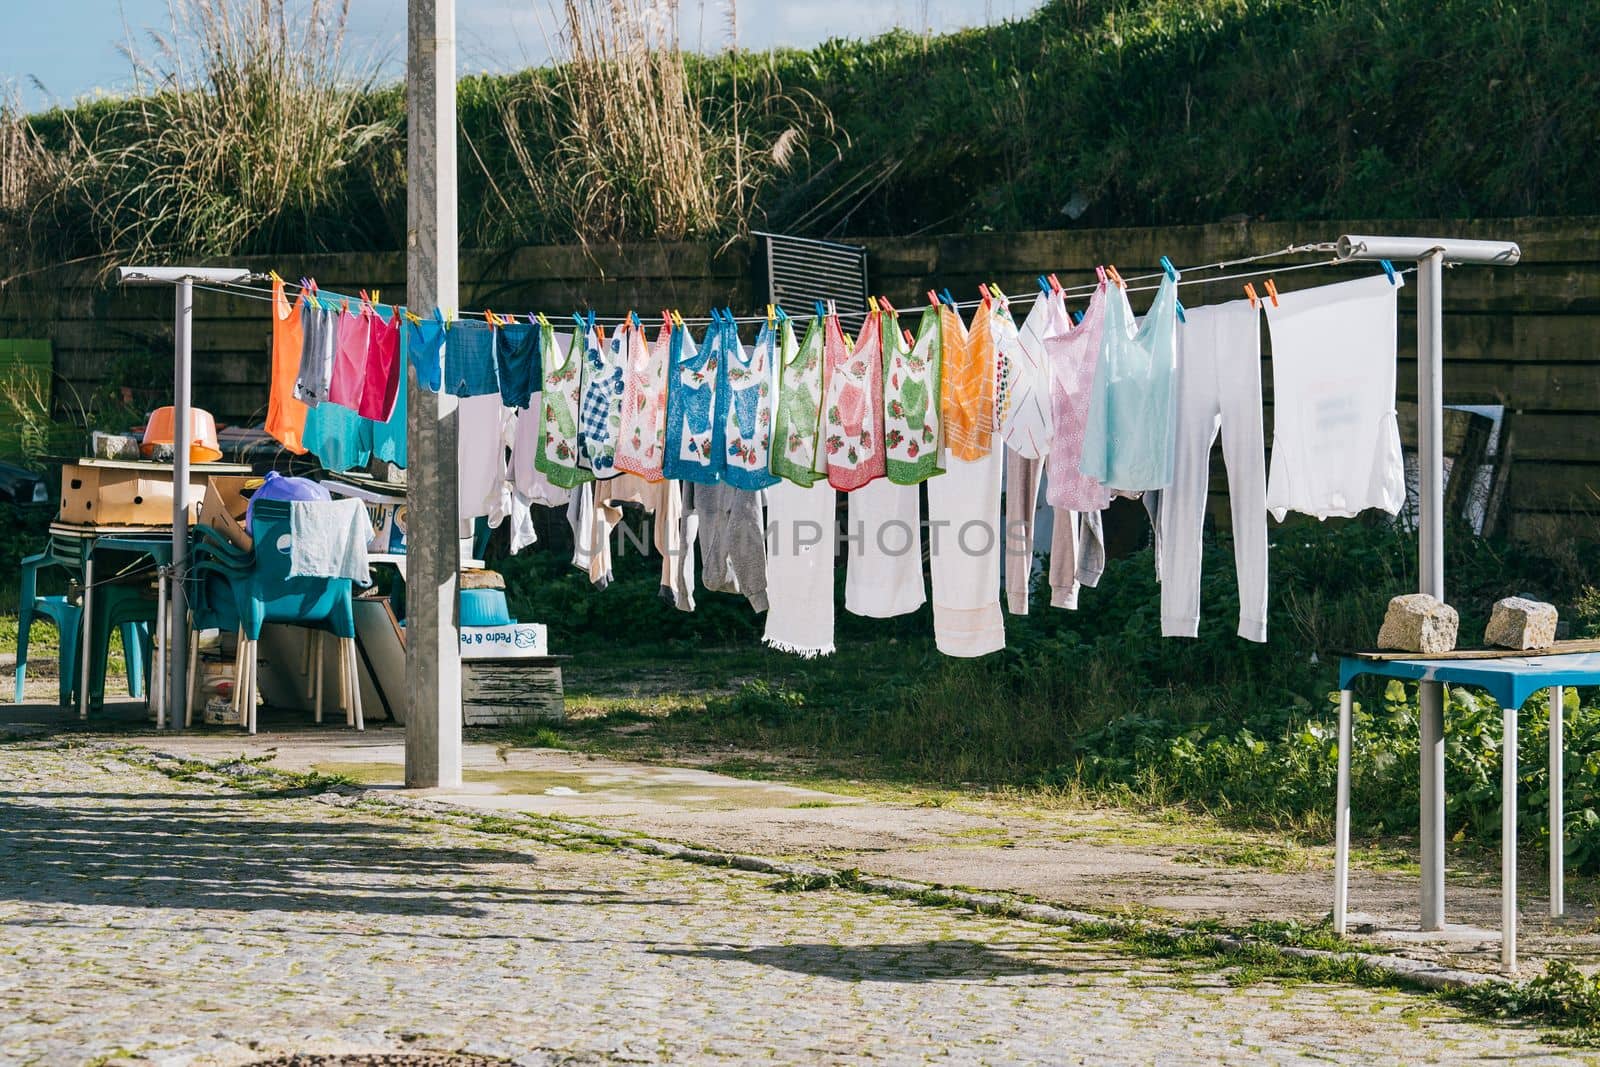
top-left (495, 0), bottom-right (827, 245)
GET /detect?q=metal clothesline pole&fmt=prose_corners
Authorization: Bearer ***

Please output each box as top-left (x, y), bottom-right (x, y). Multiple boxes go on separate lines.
top-left (1335, 234), bottom-right (1521, 936)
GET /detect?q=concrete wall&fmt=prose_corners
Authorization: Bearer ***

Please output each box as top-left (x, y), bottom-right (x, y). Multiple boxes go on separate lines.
top-left (2, 215), bottom-right (1594, 540)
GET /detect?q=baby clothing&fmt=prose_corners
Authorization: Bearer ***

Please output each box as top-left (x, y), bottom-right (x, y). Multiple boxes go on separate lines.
top-left (719, 319), bottom-right (779, 490)
top-left (1081, 273), bottom-right (1181, 493)
top-left (664, 319), bottom-right (722, 484)
top-left (1265, 274), bottom-right (1407, 521)
top-left (358, 308), bottom-right (401, 421)
top-left (763, 479), bottom-right (837, 657)
top-left (1001, 292), bottom-right (1056, 460)
top-left (615, 316), bottom-right (672, 482)
top-left (535, 326), bottom-right (593, 489)
top-left (845, 477), bottom-right (926, 618)
top-left (327, 306), bottom-right (371, 410)
top-left (578, 316), bottom-right (624, 479)
top-left (266, 279), bottom-right (308, 454)
top-left (1046, 281), bottom-right (1113, 512)
top-left (927, 447), bottom-right (1005, 657)
top-left (295, 302), bottom-right (339, 407)
top-left (770, 315), bottom-right (822, 487)
top-left (495, 320), bottom-right (542, 409)
top-left (883, 307), bottom-right (944, 484)
top-left (1156, 297), bottom-right (1269, 643)
top-left (443, 319), bottom-right (500, 398)
top-left (819, 309), bottom-right (886, 492)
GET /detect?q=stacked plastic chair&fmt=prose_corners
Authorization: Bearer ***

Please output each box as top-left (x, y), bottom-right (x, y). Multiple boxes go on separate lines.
top-left (189, 500), bottom-right (363, 734)
top-left (16, 547), bottom-right (150, 708)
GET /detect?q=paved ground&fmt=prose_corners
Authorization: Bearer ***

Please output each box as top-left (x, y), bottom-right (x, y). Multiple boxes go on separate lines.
top-left (0, 740), bottom-right (1588, 1066)
top-left (123, 725), bottom-right (1600, 976)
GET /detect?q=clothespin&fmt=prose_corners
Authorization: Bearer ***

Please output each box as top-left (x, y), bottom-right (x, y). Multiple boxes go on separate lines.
top-left (269, 270), bottom-right (282, 284)
top-left (877, 295), bottom-right (895, 316)
top-left (572, 312), bottom-right (588, 331)
top-left (1094, 266), bottom-right (1106, 285)
top-left (941, 288), bottom-right (956, 308)
top-left (978, 283), bottom-right (992, 303)
top-left (927, 289), bottom-right (940, 307)
top-left (1106, 266), bottom-right (1125, 289)
top-left (1036, 275), bottom-right (1051, 296)
top-left (1160, 256), bottom-right (1179, 282)
top-left (340, 297), bottom-right (350, 315)
top-left (1176, 301), bottom-right (1187, 324)
top-left (1264, 279), bottom-right (1280, 307)
top-left (1048, 273), bottom-right (1062, 293)
top-left (1380, 259), bottom-right (1397, 285)
top-left (1244, 283), bottom-right (1260, 309)
top-left (1072, 310), bottom-right (1084, 325)
top-left (537, 312), bottom-right (550, 328)
top-left (990, 283), bottom-right (1008, 308)
top-left (902, 328), bottom-right (915, 348)
top-left (815, 300), bottom-right (828, 320)
top-left (630, 310), bottom-right (642, 330)
top-left (774, 304), bottom-right (788, 324)
top-left (671, 309), bottom-right (684, 328)
top-left (484, 309), bottom-right (501, 327)
top-left (766, 303), bottom-right (775, 330)
top-left (527, 312), bottom-right (538, 326)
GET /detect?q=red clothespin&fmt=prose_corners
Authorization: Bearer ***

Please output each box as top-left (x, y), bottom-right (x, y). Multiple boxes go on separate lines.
top-left (1048, 273), bottom-right (1062, 293)
top-left (902, 328), bottom-right (915, 348)
top-left (1094, 266), bottom-right (1107, 285)
top-left (1244, 283), bottom-right (1260, 309)
top-left (483, 309), bottom-right (500, 327)
top-left (877, 295), bottom-right (895, 315)
top-left (926, 289), bottom-right (940, 307)
top-left (978, 283), bottom-right (992, 303)
top-left (1264, 279), bottom-right (1280, 307)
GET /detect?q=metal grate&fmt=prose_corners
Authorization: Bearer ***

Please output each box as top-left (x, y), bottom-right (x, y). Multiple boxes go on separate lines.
top-left (755, 231), bottom-right (871, 333)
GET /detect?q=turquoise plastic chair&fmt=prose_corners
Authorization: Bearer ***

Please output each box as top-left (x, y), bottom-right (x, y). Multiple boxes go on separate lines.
top-left (190, 500), bottom-right (362, 732)
top-left (16, 549), bottom-right (148, 706)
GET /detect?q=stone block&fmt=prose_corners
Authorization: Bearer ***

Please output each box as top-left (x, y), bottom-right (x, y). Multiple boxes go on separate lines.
top-left (1377, 593), bottom-right (1459, 654)
top-left (1484, 597), bottom-right (1558, 650)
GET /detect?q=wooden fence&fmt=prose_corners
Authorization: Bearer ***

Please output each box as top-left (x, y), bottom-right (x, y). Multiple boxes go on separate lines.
top-left (1, 215), bottom-right (1594, 540)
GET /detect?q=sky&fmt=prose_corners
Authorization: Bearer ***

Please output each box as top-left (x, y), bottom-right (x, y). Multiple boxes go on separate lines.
top-left (1, 0), bottom-right (1042, 112)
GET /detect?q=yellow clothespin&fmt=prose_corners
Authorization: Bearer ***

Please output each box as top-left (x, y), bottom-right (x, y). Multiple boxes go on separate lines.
top-left (484, 309), bottom-right (501, 327)
top-left (672, 309), bottom-right (685, 328)
top-left (536, 312), bottom-right (550, 327)
top-left (767, 303), bottom-right (775, 329)
top-left (269, 270), bottom-right (282, 284)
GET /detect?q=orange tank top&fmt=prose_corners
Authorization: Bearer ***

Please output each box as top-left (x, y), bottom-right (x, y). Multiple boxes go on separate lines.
top-left (940, 300), bottom-right (995, 461)
top-left (267, 277), bottom-right (309, 454)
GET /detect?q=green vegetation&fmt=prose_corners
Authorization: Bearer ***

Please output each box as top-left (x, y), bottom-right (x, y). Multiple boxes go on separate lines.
top-left (5, 0), bottom-right (1596, 266)
top-left (495, 514), bottom-right (1600, 869)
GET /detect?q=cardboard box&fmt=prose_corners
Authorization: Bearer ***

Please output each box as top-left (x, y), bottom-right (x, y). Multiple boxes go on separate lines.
top-left (58, 459), bottom-right (252, 527)
top-left (460, 623), bottom-right (548, 659)
top-left (199, 475), bottom-right (253, 550)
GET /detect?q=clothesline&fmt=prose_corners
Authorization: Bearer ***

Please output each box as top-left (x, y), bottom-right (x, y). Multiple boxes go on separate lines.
top-left (202, 241), bottom-right (1390, 326)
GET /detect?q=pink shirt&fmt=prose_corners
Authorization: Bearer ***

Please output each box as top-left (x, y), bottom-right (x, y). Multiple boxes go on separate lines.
top-left (327, 308), bottom-right (370, 411)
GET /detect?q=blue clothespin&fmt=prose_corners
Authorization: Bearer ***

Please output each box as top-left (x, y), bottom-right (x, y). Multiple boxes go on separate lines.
top-left (1380, 259), bottom-right (1397, 285)
top-left (813, 300), bottom-right (826, 320)
top-left (774, 304), bottom-right (788, 323)
top-left (1036, 274), bottom-right (1051, 295)
top-left (630, 310), bottom-right (641, 330)
top-left (940, 288), bottom-right (956, 308)
top-left (1160, 256), bottom-right (1179, 281)
top-left (1176, 300), bottom-right (1187, 324)
top-left (1072, 310), bottom-right (1084, 325)
top-left (433, 307), bottom-right (447, 329)
top-left (572, 312), bottom-right (588, 331)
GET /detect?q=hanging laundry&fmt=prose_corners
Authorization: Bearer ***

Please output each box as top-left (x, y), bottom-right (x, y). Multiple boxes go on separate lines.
top-left (370, 327), bottom-right (408, 468)
top-left (1265, 274), bottom-right (1407, 521)
top-left (1156, 298), bottom-right (1268, 643)
top-left (883, 306), bottom-right (944, 485)
top-left (266, 277), bottom-right (309, 454)
top-left (511, 393), bottom-right (572, 507)
top-left (1046, 278), bottom-right (1113, 512)
top-left (819, 308), bottom-right (886, 492)
top-left (294, 299), bottom-right (339, 407)
top-left (1080, 272), bottom-right (1181, 493)
top-left (602, 474), bottom-right (691, 606)
top-left (927, 447), bottom-right (1004, 657)
top-left (719, 317), bottom-right (779, 491)
top-left (940, 298), bottom-right (995, 462)
top-left (764, 480), bottom-right (837, 657)
top-left (1047, 505), bottom-right (1105, 610)
top-left (567, 481), bottom-right (623, 589)
top-left (615, 315), bottom-right (672, 482)
top-left (663, 315), bottom-right (723, 484)
top-left (495, 320), bottom-right (542, 409)
top-left (845, 478), bottom-right (925, 618)
top-left (301, 393), bottom-right (371, 473)
top-left (690, 482), bottom-right (767, 611)
top-left (443, 318), bottom-right (500, 398)
top-left (404, 315), bottom-right (445, 394)
top-left (327, 302), bottom-right (372, 410)
top-left (1003, 450), bottom-right (1043, 615)
top-left (1001, 292), bottom-right (1056, 460)
top-left (357, 307), bottom-right (401, 422)
top-left (535, 324), bottom-right (594, 489)
top-left (577, 315), bottom-right (624, 479)
top-left (769, 313), bottom-right (824, 487)
top-left (458, 393), bottom-right (511, 532)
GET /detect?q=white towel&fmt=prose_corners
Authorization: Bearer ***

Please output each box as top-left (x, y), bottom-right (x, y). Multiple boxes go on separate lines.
top-left (928, 448), bottom-right (1005, 657)
top-left (844, 478), bottom-right (925, 618)
top-left (289, 498), bottom-right (374, 585)
top-left (763, 480), bottom-right (836, 657)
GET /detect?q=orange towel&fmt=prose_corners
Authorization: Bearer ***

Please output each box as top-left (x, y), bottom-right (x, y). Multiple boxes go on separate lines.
top-left (267, 277), bottom-right (309, 454)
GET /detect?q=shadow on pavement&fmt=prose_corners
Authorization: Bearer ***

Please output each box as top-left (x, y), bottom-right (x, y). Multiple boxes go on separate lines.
top-left (652, 939), bottom-right (1088, 982)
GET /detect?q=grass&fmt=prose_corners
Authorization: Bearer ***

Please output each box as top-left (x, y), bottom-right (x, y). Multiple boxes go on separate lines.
top-left (6, 0), bottom-right (1599, 265)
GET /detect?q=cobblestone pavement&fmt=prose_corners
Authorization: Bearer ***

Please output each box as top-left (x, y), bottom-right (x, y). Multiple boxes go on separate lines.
top-left (0, 743), bottom-right (1588, 1067)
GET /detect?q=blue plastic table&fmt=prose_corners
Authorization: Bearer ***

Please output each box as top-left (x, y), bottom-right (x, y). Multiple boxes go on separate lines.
top-left (1336, 651), bottom-right (1600, 973)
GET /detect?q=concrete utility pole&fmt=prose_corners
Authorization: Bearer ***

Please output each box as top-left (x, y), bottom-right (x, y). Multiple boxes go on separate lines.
top-left (404, 0), bottom-right (463, 789)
